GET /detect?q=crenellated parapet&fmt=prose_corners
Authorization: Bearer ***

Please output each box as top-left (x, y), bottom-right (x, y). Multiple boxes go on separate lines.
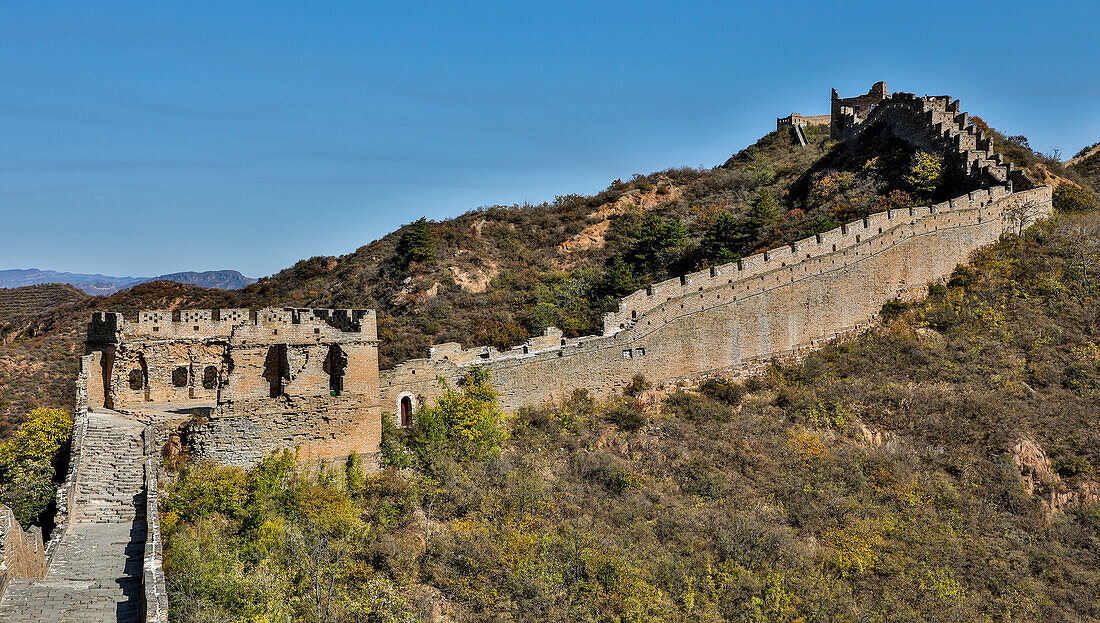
top-left (380, 84), bottom-right (1053, 418)
top-left (102, 307), bottom-right (376, 341)
top-left (380, 181), bottom-right (1051, 417)
top-left (833, 88), bottom-right (1035, 192)
top-left (78, 307), bottom-right (383, 467)
top-left (599, 185), bottom-right (1019, 334)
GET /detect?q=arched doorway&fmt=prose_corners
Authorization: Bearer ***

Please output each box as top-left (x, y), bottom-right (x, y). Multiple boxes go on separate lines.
top-left (400, 396), bottom-right (413, 427)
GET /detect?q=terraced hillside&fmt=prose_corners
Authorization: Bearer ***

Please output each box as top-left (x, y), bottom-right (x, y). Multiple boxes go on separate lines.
top-left (0, 285), bottom-right (87, 324)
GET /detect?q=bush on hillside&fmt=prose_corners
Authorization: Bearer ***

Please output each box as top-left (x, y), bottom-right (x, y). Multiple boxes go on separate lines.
top-left (0, 407), bottom-right (72, 528)
top-left (1053, 182), bottom-right (1095, 213)
top-left (407, 366), bottom-right (505, 464)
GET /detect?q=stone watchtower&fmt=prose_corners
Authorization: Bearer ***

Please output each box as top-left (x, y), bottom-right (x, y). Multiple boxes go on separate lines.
top-left (830, 81), bottom-right (888, 138)
top-left (81, 308), bottom-right (383, 466)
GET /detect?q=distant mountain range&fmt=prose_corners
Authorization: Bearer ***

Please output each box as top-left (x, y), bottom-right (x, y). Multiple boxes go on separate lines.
top-left (0, 268), bottom-right (256, 294)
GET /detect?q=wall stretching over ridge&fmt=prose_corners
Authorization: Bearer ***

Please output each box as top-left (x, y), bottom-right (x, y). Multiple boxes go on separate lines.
top-left (380, 184), bottom-right (1051, 415)
top-left (380, 86), bottom-right (1054, 418)
top-left (73, 85), bottom-right (1055, 473)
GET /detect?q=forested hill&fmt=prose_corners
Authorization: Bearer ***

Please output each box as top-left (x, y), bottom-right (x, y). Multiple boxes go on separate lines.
top-left (0, 122), bottom-right (1095, 432)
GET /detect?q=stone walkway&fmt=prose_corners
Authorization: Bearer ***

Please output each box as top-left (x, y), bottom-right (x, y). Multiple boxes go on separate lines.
top-left (0, 410), bottom-right (147, 622)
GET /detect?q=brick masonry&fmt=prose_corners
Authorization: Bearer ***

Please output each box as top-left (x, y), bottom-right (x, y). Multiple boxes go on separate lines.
top-left (82, 308), bottom-right (382, 468)
top-left (378, 85), bottom-right (1053, 422)
top-left (71, 84), bottom-right (1053, 470)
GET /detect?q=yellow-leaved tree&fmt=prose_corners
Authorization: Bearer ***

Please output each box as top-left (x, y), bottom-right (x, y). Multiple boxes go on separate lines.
top-left (0, 407), bottom-right (73, 528)
top-left (906, 151), bottom-right (943, 199)
top-left (408, 366), bottom-right (505, 464)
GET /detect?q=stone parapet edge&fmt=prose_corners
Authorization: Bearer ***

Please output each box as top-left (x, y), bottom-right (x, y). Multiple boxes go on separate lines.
top-left (142, 427), bottom-right (168, 622)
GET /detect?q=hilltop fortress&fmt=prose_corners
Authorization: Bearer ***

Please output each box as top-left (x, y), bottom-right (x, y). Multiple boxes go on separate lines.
top-left (74, 83), bottom-right (1052, 470)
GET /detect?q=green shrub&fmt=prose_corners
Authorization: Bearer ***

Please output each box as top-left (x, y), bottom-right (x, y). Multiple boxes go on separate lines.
top-left (698, 377), bottom-right (746, 406)
top-left (1053, 182), bottom-right (1095, 213)
top-left (604, 399), bottom-right (647, 431)
top-left (623, 374), bottom-right (651, 398)
top-left (1052, 456), bottom-right (1092, 477)
top-left (0, 407), bottom-right (72, 527)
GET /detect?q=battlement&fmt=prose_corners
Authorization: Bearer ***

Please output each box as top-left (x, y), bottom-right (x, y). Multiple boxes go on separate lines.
top-left (830, 84), bottom-right (1036, 193)
top-left (381, 183), bottom-right (1049, 382)
top-left (87, 312), bottom-right (123, 346)
top-left (114, 307), bottom-right (376, 340)
top-left (422, 327), bottom-right (568, 366)
top-left (599, 185), bottom-right (1016, 334)
top-left (830, 81), bottom-right (888, 137)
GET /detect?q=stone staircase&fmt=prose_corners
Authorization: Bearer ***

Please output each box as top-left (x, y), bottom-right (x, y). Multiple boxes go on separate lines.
top-left (0, 410), bottom-right (147, 622)
top-left (836, 92), bottom-right (1036, 193)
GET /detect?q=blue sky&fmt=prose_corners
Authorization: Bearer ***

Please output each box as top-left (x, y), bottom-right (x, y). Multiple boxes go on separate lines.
top-left (1, 1), bottom-right (1097, 278)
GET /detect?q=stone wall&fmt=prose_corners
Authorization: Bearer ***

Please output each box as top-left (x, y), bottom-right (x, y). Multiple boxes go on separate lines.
top-left (0, 506), bottom-right (46, 592)
top-left (142, 430), bottom-right (167, 623)
top-left (380, 182), bottom-right (1052, 417)
top-left (83, 309), bottom-right (382, 469)
top-left (830, 81), bottom-right (889, 137)
top-left (835, 91), bottom-right (1034, 193)
top-left (186, 394), bottom-right (381, 468)
top-left (87, 308), bottom-right (377, 411)
top-left (48, 356), bottom-right (91, 559)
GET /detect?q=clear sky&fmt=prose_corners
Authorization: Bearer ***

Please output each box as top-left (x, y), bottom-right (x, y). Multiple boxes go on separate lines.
top-left (1, 1), bottom-right (1097, 278)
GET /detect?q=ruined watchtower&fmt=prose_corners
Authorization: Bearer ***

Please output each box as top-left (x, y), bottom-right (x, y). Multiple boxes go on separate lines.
top-left (82, 308), bottom-right (382, 466)
top-left (830, 81), bottom-right (888, 138)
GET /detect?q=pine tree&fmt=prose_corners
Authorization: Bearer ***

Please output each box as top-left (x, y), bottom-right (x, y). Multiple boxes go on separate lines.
top-left (699, 212), bottom-right (750, 264)
top-left (746, 190), bottom-right (780, 238)
top-left (624, 214), bottom-right (688, 278)
top-left (395, 217), bottom-right (436, 267)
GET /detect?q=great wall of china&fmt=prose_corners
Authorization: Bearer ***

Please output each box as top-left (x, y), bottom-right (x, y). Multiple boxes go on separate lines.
top-left (378, 84), bottom-right (1052, 417)
top-left (0, 83), bottom-right (1054, 620)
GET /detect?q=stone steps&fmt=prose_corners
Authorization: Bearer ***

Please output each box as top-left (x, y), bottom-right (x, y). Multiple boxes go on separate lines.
top-left (0, 410), bottom-right (147, 622)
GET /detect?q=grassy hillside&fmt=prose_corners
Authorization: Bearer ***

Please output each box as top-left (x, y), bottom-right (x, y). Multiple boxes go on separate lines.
top-left (163, 211), bottom-right (1100, 622)
top-left (0, 122), bottom-right (1080, 432)
top-left (0, 284), bottom-right (87, 323)
top-left (1069, 142), bottom-right (1100, 194)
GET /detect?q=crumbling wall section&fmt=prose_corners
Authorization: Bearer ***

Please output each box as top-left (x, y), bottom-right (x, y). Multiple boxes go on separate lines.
top-left (87, 308), bottom-right (382, 469)
top-left (0, 506), bottom-right (46, 593)
top-left (830, 81), bottom-right (889, 137)
top-left (777, 113), bottom-right (830, 130)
